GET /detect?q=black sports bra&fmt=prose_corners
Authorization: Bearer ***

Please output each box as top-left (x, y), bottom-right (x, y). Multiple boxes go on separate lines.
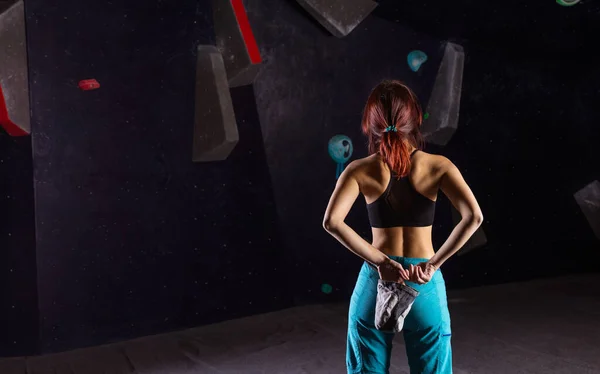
top-left (366, 151), bottom-right (436, 228)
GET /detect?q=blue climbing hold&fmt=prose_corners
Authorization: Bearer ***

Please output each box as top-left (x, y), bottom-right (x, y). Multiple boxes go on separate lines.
top-left (328, 135), bottom-right (353, 179)
top-left (407, 50), bottom-right (428, 72)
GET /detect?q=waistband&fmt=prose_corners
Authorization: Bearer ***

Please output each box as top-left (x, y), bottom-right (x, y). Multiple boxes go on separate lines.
top-left (364, 255), bottom-right (432, 269)
top-left (387, 255), bottom-right (432, 263)
top-left (362, 255), bottom-right (444, 285)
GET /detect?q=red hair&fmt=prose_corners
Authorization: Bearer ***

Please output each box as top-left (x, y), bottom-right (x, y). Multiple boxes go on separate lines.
top-left (361, 80), bottom-right (424, 178)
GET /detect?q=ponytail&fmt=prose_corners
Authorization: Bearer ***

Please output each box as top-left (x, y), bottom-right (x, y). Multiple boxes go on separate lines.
top-left (361, 80), bottom-right (423, 178)
top-left (379, 130), bottom-right (413, 177)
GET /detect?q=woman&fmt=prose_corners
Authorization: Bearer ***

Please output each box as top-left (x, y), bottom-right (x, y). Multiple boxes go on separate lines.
top-left (323, 80), bottom-right (483, 374)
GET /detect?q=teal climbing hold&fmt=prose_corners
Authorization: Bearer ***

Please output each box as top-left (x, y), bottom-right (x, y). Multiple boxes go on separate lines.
top-left (407, 50), bottom-right (428, 72)
top-left (321, 283), bottom-right (333, 294)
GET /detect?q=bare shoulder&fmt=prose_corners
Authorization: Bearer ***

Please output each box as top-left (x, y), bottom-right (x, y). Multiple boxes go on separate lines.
top-left (341, 155), bottom-right (381, 184)
top-left (346, 154), bottom-right (379, 173)
top-left (415, 151), bottom-right (455, 175)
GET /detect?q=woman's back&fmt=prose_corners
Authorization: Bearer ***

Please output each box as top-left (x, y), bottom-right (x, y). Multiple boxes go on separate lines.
top-left (323, 80), bottom-right (484, 374)
top-left (323, 79), bottom-right (483, 374)
top-left (351, 150), bottom-right (449, 258)
top-left (323, 79), bottom-right (482, 271)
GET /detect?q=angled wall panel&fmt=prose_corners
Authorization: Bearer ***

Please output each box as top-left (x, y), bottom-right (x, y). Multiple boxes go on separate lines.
top-left (213, 0), bottom-right (262, 87)
top-left (0, 0), bottom-right (30, 136)
top-left (574, 180), bottom-right (600, 240)
top-left (421, 42), bottom-right (464, 146)
top-left (193, 45), bottom-right (239, 162)
top-left (295, 0), bottom-right (377, 38)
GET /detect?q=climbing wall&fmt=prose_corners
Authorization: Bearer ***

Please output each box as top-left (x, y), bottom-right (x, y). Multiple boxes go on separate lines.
top-left (249, 0), bottom-right (446, 303)
top-left (8, 0), bottom-right (287, 356)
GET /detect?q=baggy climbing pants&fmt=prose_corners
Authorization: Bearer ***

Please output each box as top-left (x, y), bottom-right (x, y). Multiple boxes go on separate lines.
top-left (347, 256), bottom-right (452, 374)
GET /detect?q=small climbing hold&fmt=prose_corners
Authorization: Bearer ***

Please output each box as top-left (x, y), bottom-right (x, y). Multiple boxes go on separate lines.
top-left (328, 135), bottom-right (353, 180)
top-left (78, 79), bottom-right (100, 91)
top-left (556, 0), bottom-right (580, 5)
top-left (407, 50), bottom-right (428, 72)
top-left (321, 283), bottom-right (333, 294)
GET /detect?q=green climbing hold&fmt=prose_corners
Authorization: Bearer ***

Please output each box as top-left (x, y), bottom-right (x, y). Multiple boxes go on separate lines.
top-left (556, 0), bottom-right (580, 5)
top-left (321, 283), bottom-right (333, 294)
top-left (424, 112), bottom-right (429, 120)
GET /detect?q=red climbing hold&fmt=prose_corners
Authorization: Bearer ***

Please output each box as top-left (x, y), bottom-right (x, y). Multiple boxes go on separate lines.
top-left (78, 79), bottom-right (100, 91)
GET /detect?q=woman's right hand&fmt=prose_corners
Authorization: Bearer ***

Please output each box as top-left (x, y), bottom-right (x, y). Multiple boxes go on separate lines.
top-left (377, 258), bottom-right (410, 283)
top-left (407, 262), bottom-right (437, 284)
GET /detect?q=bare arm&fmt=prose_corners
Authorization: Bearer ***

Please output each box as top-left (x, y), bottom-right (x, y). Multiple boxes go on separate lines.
top-left (428, 159), bottom-right (484, 269)
top-left (322, 163), bottom-right (389, 267)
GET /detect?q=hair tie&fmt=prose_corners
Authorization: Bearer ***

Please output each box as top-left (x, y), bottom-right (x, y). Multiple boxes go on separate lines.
top-left (384, 126), bottom-right (397, 133)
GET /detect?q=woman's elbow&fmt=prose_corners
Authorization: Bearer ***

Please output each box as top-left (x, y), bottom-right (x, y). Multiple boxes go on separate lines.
top-left (471, 211), bottom-right (484, 226)
top-left (460, 209), bottom-right (483, 226)
top-left (322, 217), bottom-right (341, 232)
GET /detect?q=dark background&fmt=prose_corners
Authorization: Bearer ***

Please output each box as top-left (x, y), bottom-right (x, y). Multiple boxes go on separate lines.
top-left (0, 0), bottom-right (598, 357)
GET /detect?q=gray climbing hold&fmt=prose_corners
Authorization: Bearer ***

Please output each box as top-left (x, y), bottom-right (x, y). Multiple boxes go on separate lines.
top-left (421, 42), bottom-right (465, 147)
top-left (295, 0), bottom-right (378, 38)
top-left (192, 45), bottom-right (239, 162)
top-left (0, 0), bottom-right (30, 136)
top-left (574, 180), bottom-right (600, 240)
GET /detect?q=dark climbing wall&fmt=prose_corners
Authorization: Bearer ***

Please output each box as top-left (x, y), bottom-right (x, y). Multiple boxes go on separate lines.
top-left (248, 0), bottom-right (600, 303)
top-left (248, 0), bottom-right (444, 304)
top-left (436, 46), bottom-right (600, 288)
top-left (0, 135), bottom-right (38, 356)
top-left (24, 0), bottom-right (289, 355)
top-left (2, 0), bottom-right (598, 358)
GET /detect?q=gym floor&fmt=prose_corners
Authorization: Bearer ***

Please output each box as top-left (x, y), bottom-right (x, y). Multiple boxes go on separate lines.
top-left (1, 273), bottom-right (598, 374)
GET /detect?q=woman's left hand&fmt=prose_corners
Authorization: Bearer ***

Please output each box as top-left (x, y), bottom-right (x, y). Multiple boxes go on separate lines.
top-left (377, 258), bottom-right (410, 283)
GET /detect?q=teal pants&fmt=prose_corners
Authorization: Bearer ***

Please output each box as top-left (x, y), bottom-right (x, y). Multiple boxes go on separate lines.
top-left (347, 256), bottom-right (452, 374)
